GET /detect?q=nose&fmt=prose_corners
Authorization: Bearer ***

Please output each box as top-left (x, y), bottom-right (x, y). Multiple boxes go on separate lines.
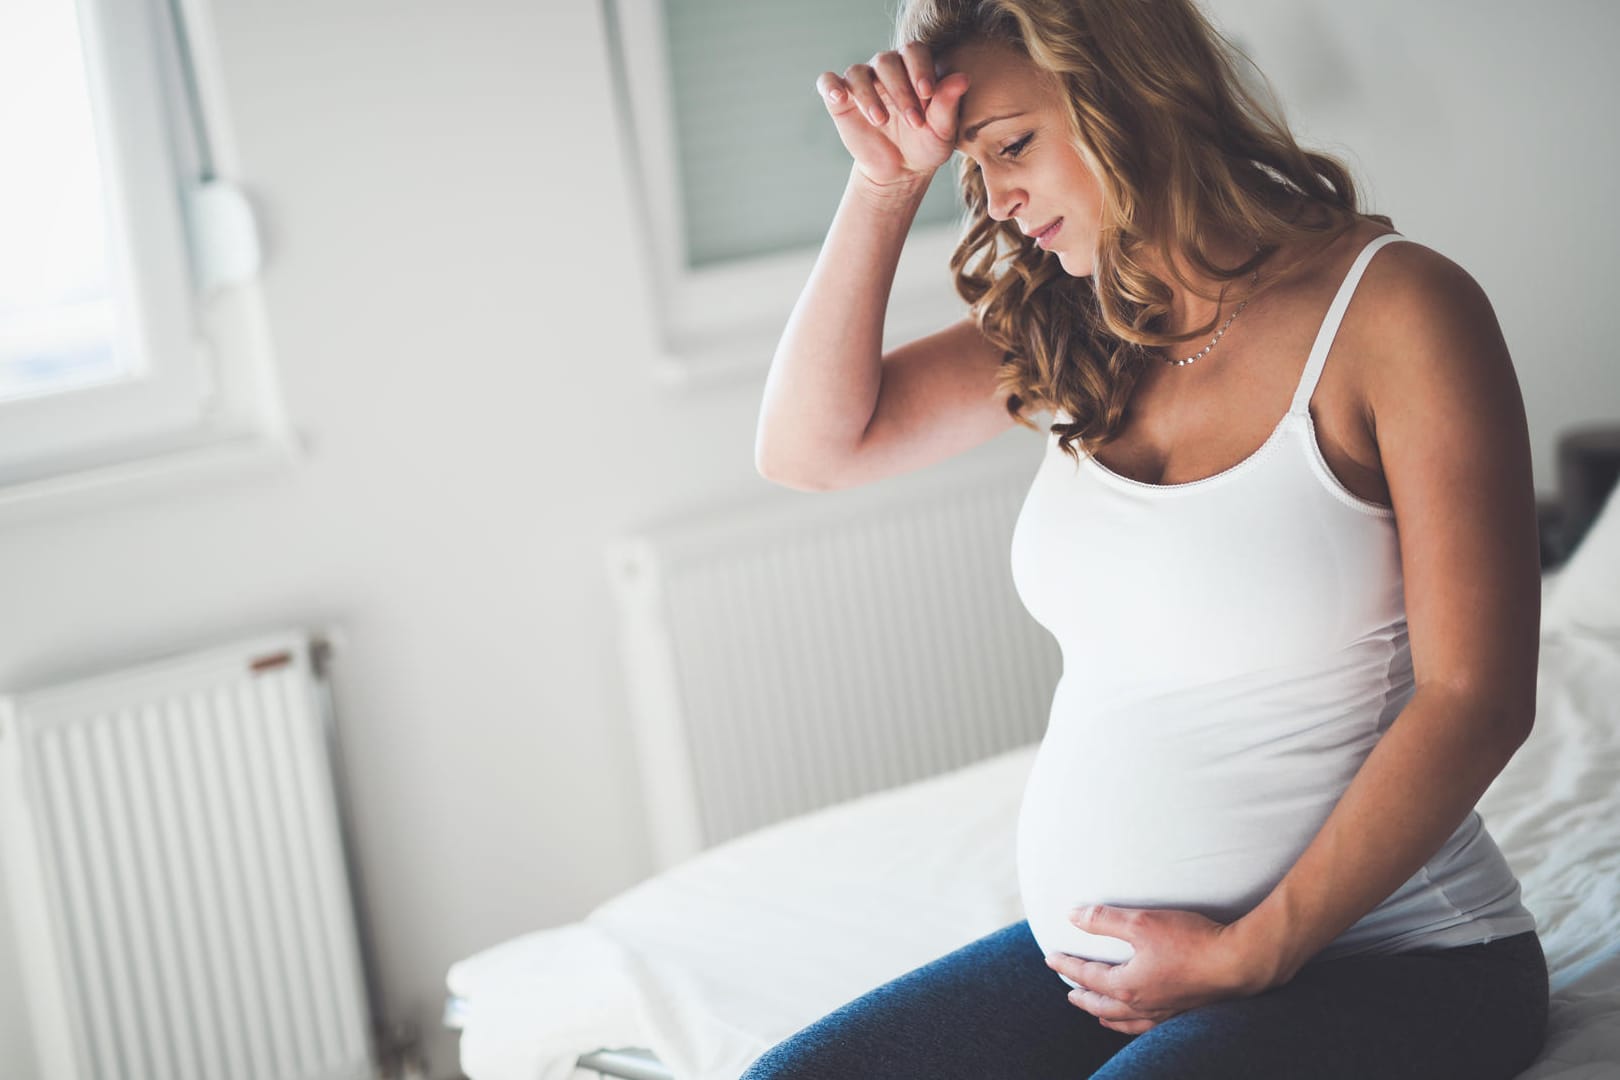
top-left (983, 173), bottom-right (1024, 223)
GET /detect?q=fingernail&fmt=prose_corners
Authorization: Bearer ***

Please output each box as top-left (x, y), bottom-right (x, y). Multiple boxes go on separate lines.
top-left (868, 105), bottom-right (888, 124)
top-left (917, 77), bottom-right (932, 96)
top-left (906, 107), bottom-right (923, 128)
top-left (829, 87), bottom-right (844, 102)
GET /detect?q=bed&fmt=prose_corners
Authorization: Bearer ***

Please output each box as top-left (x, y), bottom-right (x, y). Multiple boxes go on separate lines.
top-left (447, 457), bottom-right (1620, 1080)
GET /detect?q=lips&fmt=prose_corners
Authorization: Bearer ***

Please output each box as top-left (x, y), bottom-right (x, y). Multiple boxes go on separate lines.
top-left (1033, 218), bottom-right (1063, 248)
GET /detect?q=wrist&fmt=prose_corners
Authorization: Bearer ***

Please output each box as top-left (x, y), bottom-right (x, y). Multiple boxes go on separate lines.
top-left (1222, 911), bottom-right (1306, 994)
top-left (849, 166), bottom-right (932, 206)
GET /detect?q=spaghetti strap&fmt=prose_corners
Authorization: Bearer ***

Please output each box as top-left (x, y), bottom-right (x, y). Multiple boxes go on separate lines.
top-left (1287, 231), bottom-right (1409, 417)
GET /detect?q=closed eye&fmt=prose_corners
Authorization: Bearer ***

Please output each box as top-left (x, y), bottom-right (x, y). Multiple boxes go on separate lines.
top-left (1000, 134), bottom-right (1033, 160)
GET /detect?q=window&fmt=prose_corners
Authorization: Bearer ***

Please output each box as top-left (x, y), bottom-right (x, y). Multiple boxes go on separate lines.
top-left (603, 0), bottom-right (970, 386)
top-left (0, 0), bottom-right (295, 519)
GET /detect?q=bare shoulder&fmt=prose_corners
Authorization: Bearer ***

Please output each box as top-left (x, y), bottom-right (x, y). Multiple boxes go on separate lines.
top-left (1344, 231), bottom-right (1531, 552)
top-left (1348, 233), bottom-right (1515, 422)
top-left (1341, 231), bottom-right (1539, 714)
top-left (1357, 232), bottom-right (1495, 325)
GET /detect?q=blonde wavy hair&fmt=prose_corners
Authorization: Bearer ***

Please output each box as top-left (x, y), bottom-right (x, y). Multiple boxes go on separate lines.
top-left (891, 0), bottom-right (1394, 464)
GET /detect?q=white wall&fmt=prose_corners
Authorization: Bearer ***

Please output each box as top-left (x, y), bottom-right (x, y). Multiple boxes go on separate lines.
top-left (0, 2), bottom-right (1615, 1077)
top-left (1213, 0), bottom-right (1620, 460)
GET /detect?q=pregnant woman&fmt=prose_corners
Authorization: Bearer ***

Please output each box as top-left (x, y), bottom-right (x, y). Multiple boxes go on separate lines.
top-left (747, 1), bottom-right (1550, 1077)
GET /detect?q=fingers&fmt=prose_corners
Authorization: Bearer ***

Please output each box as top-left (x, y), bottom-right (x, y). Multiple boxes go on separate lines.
top-left (842, 62), bottom-right (888, 126)
top-left (1067, 986), bottom-right (1130, 1021)
top-left (1045, 953), bottom-right (1123, 997)
top-left (920, 71), bottom-right (970, 139)
top-left (1101, 1017), bottom-right (1159, 1035)
top-left (1075, 959), bottom-right (1123, 992)
top-left (814, 41), bottom-right (966, 185)
top-left (1066, 986), bottom-right (1169, 1026)
top-left (815, 70), bottom-right (853, 113)
top-left (898, 41), bottom-right (934, 101)
top-left (819, 44), bottom-right (958, 133)
top-left (1070, 904), bottom-right (1135, 939)
top-left (1048, 952), bottom-right (1165, 1028)
top-left (871, 50), bottom-right (925, 129)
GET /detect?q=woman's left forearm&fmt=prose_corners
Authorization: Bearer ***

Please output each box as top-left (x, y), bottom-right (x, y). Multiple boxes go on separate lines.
top-left (1227, 686), bottom-right (1533, 991)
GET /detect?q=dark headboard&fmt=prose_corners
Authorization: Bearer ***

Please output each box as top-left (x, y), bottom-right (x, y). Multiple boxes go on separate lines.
top-left (1538, 423), bottom-right (1620, 569)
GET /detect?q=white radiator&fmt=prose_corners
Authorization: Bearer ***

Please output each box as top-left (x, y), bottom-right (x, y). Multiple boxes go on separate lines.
top-left (0, 628), bottom-right (375, 1080)
top-left (606, 452), bottom-right (1061, 869)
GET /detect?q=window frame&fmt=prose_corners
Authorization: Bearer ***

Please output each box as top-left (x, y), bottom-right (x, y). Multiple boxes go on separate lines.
top-left (602, 0), bottom-right (970, 387)
top-left (0, 0), bottom-right (298, 522)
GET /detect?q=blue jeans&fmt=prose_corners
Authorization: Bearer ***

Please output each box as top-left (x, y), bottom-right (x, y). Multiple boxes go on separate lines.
top-left (740, 920), bottom-right (1549, 1079)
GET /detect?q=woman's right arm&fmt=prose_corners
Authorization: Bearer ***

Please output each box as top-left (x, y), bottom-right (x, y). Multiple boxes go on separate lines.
top-left (755, 49), bottom-right (1019, 492)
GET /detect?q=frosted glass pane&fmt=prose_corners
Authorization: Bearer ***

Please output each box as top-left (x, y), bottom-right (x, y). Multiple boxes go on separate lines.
top-left (0, 0), bottom-right (128, 403)
top-left (664, 0), bottom-right (963, 268)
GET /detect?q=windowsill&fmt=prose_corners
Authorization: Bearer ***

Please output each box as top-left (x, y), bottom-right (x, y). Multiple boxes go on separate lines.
top-left (0, 423), bottom-right (307, 529)
top-left (651, 288), bottom-right (969, 389)
top-left (645, 223), bottom-right (968, 389)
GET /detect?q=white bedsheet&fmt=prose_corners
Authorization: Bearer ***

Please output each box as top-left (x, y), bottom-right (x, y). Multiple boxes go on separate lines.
top-left (449, 625), bottom-right (1620, 1080)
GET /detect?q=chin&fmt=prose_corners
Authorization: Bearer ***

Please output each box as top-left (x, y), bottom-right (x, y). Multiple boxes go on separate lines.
top-left (1054, 248), bottom-right (1095, 278)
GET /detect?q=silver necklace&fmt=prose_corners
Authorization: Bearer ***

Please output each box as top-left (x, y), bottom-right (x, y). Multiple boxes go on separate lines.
top-left (1166, 263), bottom-right (1262, 367)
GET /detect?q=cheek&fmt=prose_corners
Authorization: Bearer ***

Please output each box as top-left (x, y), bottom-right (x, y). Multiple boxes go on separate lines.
top-left (1063, 151), bottom-right (1105, 214)
top-left (1074, 172), bottom-right (1104, 216)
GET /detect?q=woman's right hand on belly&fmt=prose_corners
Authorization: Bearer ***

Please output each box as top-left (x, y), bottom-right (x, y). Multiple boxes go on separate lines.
top-left (815, 42), bottom-right (970, 190)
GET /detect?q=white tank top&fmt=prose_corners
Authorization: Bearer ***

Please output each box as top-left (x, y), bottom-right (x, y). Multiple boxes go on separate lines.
top-left (1009, 231), bottom-right (1537, 970)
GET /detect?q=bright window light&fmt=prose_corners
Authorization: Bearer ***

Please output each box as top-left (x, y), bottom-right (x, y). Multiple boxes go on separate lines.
top-left (0, 0), bottom-right (129, 403)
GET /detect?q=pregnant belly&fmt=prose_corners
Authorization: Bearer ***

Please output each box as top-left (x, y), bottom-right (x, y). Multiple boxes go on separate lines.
top-left (1016, 690), bottom-right (1376, 965)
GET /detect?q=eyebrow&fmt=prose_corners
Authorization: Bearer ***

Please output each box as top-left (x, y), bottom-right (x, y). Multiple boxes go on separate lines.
top-left (958, 112), bottom-right (1026, 147)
